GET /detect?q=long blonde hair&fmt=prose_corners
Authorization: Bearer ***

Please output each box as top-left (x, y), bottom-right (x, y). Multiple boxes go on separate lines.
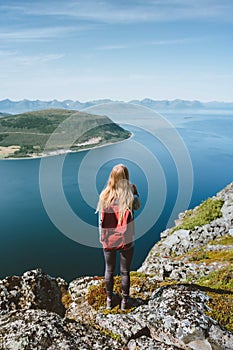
top-left (96, 164), bottom-right (134, 221)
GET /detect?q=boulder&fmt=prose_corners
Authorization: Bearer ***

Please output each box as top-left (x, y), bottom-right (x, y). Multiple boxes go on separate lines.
top-left (94, 284), bottom-right (233, 349)
top-left (0, 269), bottom-right (66, 317)
top-left (0, 309), bottom-right (122, 350)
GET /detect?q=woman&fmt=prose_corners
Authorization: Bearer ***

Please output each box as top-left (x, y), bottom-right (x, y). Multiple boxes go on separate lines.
top-left (96, 164), bottom-right (140, 310)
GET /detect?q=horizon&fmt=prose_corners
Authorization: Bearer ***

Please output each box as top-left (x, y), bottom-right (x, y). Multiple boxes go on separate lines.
top-left (1, 97), bottom-right (233, 104)
top-left (1, 1), bottom-right (233, 102)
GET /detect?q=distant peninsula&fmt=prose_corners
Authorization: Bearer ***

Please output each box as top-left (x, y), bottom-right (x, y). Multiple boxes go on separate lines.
top-left (0, 108), bottom-right (130, 159)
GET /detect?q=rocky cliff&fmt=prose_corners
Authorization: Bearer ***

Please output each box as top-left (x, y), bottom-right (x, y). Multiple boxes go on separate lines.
top-left (0, 183), bottom-right (233, 349)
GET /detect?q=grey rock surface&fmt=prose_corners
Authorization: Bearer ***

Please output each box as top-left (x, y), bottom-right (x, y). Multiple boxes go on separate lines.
top-left (0, 309), bottom-right (122, 350)
top-left (94, 284), bottom-right (233, 349)
top-left (138, 182), bottom-right (233, 281)
top-left (0, 268), bottom-right (66, 317)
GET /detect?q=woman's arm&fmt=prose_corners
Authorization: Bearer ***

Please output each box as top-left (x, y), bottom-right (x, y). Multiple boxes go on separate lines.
top-left (98, 212), bottom-right (103, 243)
top-left (131, 184), bottom-right (140, 210)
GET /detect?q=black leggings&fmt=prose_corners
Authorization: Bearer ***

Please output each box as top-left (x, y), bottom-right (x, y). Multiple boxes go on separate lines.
top-left (103, 245), bottom-right (134, 299)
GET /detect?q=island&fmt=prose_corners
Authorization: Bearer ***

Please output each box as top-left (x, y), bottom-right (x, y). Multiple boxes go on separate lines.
top-left (0, 108), bottom-right (131, 158)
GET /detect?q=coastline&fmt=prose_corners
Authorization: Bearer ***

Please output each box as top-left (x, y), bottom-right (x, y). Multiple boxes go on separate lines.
top-left (0, 132), bottom-right (133, 161)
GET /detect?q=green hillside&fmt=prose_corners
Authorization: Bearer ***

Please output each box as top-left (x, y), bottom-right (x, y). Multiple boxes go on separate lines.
top-left (0, 109), bottom-right (130, 158)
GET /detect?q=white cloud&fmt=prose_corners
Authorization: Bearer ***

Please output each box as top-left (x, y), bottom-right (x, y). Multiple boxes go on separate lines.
top-left (14, 54), bottom-right (65, 65)
top-left (0, 50), bottom-right (65, 66)
top-left (14, 0), bottom-right (233, 24)
top-left (97, 37), bottom-right (202, 51)
top-left (0, 26), bottom-right (84, 41)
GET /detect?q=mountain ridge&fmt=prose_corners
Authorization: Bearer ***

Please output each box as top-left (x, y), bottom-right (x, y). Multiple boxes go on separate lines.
top-left (1, 98), bottom-right (233, 114)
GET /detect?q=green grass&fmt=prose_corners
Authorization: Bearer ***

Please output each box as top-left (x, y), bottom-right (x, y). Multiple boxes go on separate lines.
top-left (196, 266), bottom-right (233, 332)
top-left (197, 265), bottom-right (233, 291)
top-left (172, 198), bottom-right (224, 233)
top-left (210, 235), bottom-right (233, 246)
top-left (179, 246), bottom-right (233, 265)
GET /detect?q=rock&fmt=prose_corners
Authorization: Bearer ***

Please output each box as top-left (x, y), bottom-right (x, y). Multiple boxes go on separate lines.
top-left (0, 269), bottom-right (66, 317)
top-left (208, 324), bottom-right (233, 350)
top-left (127, 336), bottom-right (181, 349)
top-left (96, 312), bottom-right (148, 343)
top-left (93, 284), bottom-right (233, 349)
top-left (0, 182), bottom-right (233, 349)
top-left (161, 228), bottom-right (172, 239)
top-left (66, 299), bottom-right (97, 325)
top-left (0, 309), bottom-right (122, 350)
top-left (139, 182), bottom-right (233, 280)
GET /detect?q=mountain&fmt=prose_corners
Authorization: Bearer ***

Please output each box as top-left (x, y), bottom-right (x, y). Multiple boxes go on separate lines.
top-left (0, 108), bottom-right (130, 158)
top-left (0, 112), bottom-right (11, 118)
top-left (0, 98), bottom-right (233, 114)
top-left (129, 98), bottom-right (205, 110)
top-left (0, 183), bottom-right (232, 349)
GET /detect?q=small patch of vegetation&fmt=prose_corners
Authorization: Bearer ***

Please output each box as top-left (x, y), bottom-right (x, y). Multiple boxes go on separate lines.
top-left (12, 145), bottom-right (35, 158)
top-left (1, 116), bottom-right (54, 133)
top-left (86, 272), bottom-right (159, 314)
top-left (184, 248), bottom-right (233, 264)
top-left (62, 291), bottom-right (73, 309)
top-left (196, 266), bottom-right (233, 332)
top-left (0, 133), bottom-right (8, 141)
top-left (172, 198), bottom-right (224, 233)
top-left (86, 280), bottom-right (107, 311)
top-left (89, 320), bottom-right (123, 343)
top-left (205, 292), bottom-right (233, 332)
top-left (197, 265), bottom-right (233, 291)
top-left (210, 235), bottom-right (233, 246)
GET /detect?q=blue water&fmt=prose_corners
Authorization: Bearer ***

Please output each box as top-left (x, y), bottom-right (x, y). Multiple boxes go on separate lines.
top-left (0, 109), bottom-right (233, 281)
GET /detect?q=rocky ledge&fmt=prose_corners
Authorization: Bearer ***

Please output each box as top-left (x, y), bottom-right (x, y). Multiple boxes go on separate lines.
top-left (138, 182), bottom-right (233, 281)
top-left (0, 183), bottom-right (233, 349)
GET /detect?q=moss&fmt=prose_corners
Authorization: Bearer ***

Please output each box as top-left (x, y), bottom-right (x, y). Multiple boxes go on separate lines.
top-left (89, 320), bottom-right (123, 343)
top-left (197, 265), bottom-right (233, 291)
top-left (195, 266), bottom-right (233, 332)
top-left (205, 292), bottom-right (233, 332)
top-left (86, 281), bottom-right (107, 310)
top-left (61, 291), bottom-right (73, 309)
top-left (172, 198), bottom-right (224, 233)
top-left (184, 248), bottom-right (233, 265)
top-left (210, 235), bottom-right (233, 246)
top-left (86, 272), bottom-right (159, 314)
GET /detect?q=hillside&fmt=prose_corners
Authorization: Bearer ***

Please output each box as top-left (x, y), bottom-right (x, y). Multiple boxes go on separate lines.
top-left (0, 108), bottom-right (130, 158)
top-left (0, 183), bottom-right (232, 349)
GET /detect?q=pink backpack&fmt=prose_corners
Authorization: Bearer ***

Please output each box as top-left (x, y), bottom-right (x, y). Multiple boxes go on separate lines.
top-left (100, 205), bottom-right (134, 250)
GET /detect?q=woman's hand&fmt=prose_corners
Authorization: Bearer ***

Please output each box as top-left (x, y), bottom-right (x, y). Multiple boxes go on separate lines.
top-left (131, 184), bottom-right (140, 210)
top-left (131, 183), bottom-right (139, 196)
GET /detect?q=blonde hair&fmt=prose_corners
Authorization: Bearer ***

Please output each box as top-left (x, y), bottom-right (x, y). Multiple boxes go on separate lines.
top-left (96, 164), bottom-right (134, 221)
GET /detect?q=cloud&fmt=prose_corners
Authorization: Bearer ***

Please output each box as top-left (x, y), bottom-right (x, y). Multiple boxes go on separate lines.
top-left (97, 44), bottom-right (132, 51)
top-left (0, 49), bottom-right (18, 56)
top-left (0, 50), bottom-right (65, 66)
top-left (10, 0), bottom-right (232, 24)
top-left (0, 26), bottom-right (85, 42)
top-left (14, 54), bottom-right (65, 65)
top-left (97, 37), bottom-right (202, 51)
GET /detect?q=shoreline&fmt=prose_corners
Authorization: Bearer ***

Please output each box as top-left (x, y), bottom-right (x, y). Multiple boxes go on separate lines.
top-left (0, 133), bottom-right (133, 161)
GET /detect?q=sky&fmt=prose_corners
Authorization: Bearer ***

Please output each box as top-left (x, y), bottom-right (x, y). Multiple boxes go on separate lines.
top-left (0, 0), bottom-right (233, 102)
